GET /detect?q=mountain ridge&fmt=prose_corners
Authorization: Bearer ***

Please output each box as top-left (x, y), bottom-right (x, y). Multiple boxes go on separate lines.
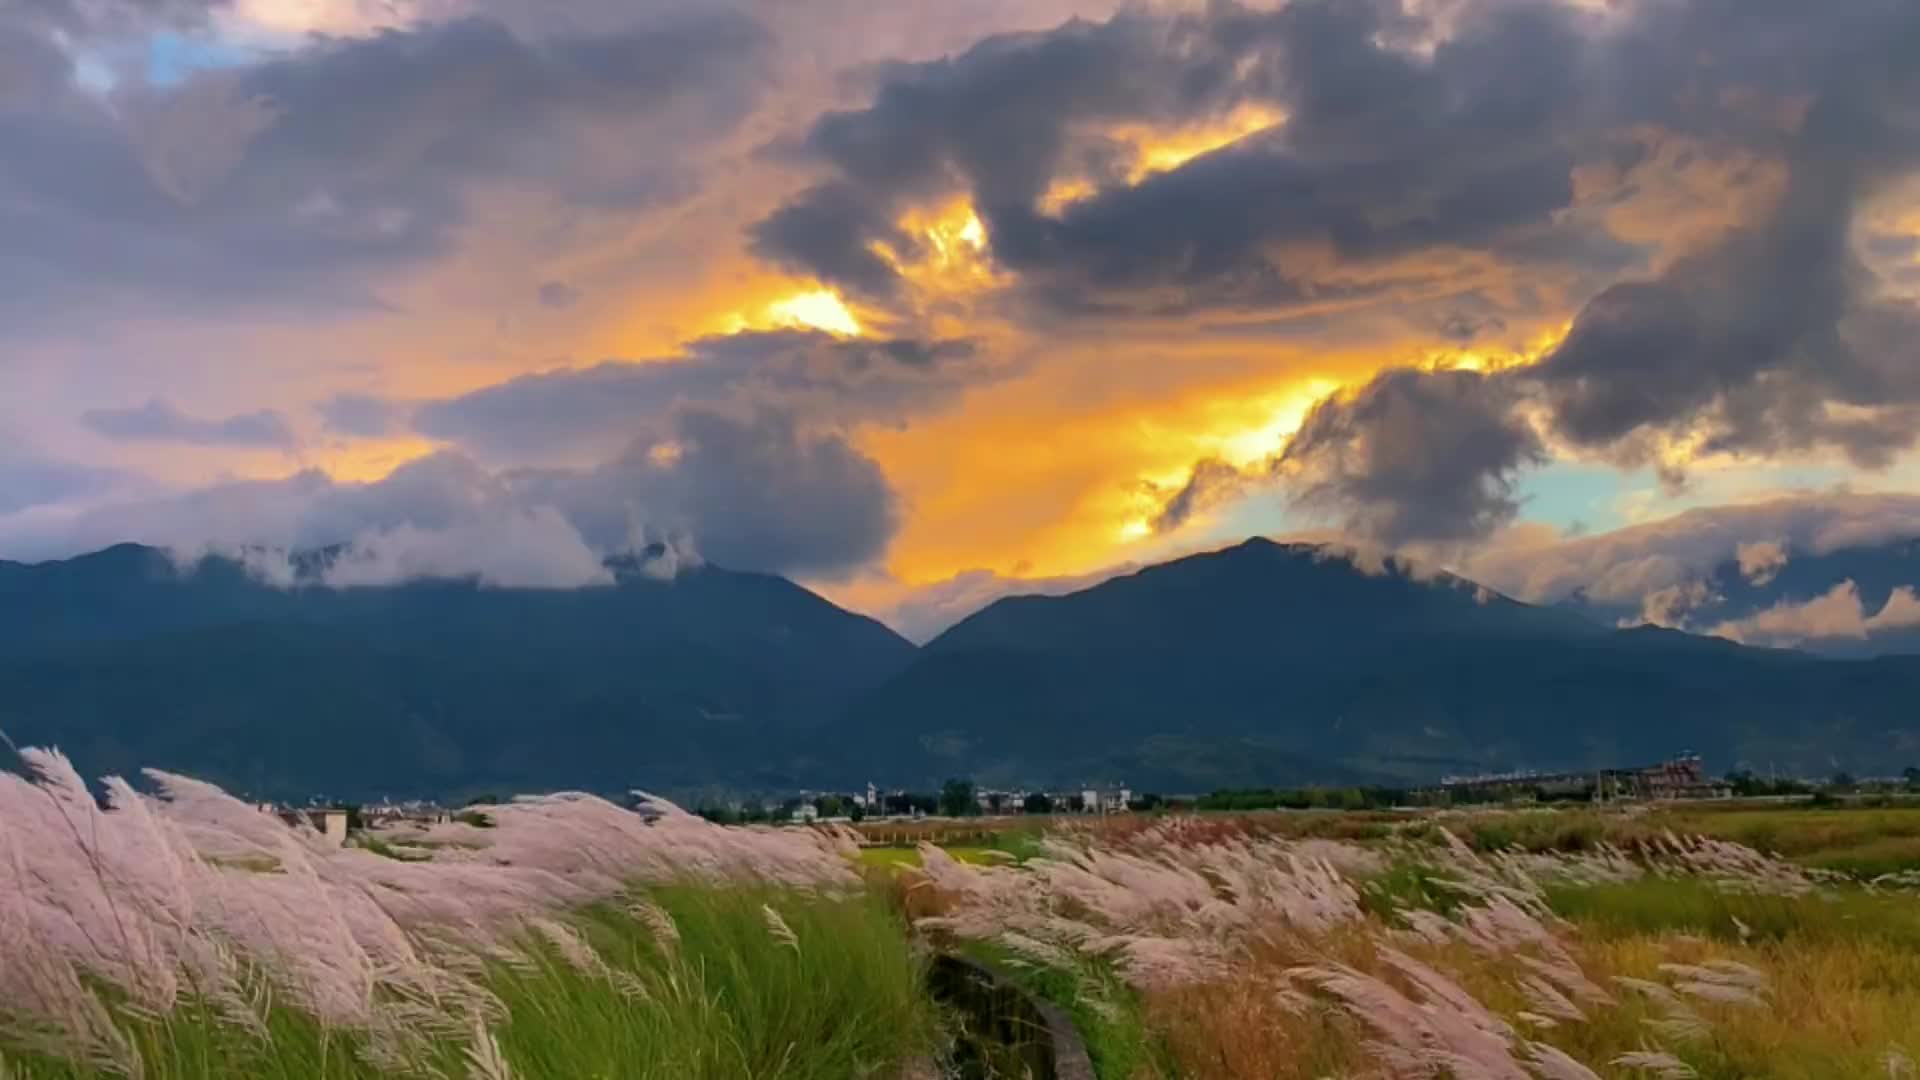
top-left (6, 537), bottom-right (1920, 798)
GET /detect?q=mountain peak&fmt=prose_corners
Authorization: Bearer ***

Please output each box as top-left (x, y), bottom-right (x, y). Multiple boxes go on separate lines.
top-left (927, 535), bottom-right (1589, 656)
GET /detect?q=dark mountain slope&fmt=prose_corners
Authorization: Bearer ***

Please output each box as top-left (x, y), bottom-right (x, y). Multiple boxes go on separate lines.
top-left (844, 539), bottom-right (1920, 792)
top-left (0, 545), bottom-right (914, 799)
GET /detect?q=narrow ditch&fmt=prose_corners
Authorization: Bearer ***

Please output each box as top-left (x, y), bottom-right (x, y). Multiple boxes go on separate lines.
top-left (926, 953), bottom-right (1097, 1080)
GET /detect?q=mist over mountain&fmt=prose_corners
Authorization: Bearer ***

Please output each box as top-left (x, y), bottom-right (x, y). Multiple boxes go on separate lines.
top-left (6, 537), bottom-right (1920, 799)
top-left (1562, 537), bottom-right (1920, 656)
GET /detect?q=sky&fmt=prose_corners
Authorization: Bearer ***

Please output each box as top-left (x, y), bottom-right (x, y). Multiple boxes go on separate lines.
top-left (5, 0), bottom-right (1920, 641)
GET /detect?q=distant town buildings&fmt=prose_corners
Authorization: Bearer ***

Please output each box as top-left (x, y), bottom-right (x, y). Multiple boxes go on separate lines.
top-left (364, 800), bottom-right (452, 826)
top-left (258, 804), bottom-right (350, 846)
top-left (1433, 754), bottom-right (1730, 802)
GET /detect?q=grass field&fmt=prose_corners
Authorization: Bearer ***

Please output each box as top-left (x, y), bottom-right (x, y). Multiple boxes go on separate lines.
top-left (3, 887), bottom-right (932, 1080)
top-left (1440, 800), bottom-right (1920, 879)
top-left (14, 753), bottom-right (1920, 1078)
top-left (898, 802), bottom-right (1920, 1078)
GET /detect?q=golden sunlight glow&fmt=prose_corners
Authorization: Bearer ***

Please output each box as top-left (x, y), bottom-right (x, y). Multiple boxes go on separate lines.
top-left (1213, 379), bottom-right (1342, 468)
top-left (765, 289), bottom-right (863, 337)
top-left (228, 0), bottom-right (408, 35)
top-left (914, 201), bottom-right (989, 268)
top-left (647, 441), bottom-right (685, 468)
top-left (1422, 320), bottom-right (1573, 375)
top-left (1038, 178), bottom-right (1098, 217)
top-left (869, 200), bottom-right (1000, 298)
top-left (1122, 104), bottom-right (1287, 182)
top-left (1035, 105), bottom-right (1286, 218)
top-left (313, 436), bottom-right (442, 485)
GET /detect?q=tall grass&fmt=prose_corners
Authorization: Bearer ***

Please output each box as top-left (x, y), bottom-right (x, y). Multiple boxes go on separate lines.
top-left (908, 814), bottom-right (1920, 1078)
top-left (0, 743), bottom-right (931, 1078)
top-left (484, 886), bottom-right (932, 1079)
top-left (1446, 802), bottom-right (1920, 878)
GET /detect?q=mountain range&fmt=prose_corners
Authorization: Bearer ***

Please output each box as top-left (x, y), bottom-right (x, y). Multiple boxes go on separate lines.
top-left (5, 538), bottom-right (1920, 799)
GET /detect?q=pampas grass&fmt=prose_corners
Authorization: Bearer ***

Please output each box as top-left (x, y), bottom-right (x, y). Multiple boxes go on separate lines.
top-left (0, 744), bottom-right (928, 1078)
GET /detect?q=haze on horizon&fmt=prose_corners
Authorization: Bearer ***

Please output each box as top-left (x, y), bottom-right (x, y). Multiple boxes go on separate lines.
top-left (6, 0), bottom-right (1920, 643)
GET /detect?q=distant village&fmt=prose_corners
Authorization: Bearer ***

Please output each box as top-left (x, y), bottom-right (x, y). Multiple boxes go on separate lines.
top-left (253, 753), bottom-right (1920, 846)
top-left (690, 780), bottom-right (1149, 826)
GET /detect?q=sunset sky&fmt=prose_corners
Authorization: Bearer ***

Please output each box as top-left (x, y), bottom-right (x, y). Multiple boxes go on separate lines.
top-left (6, 0), bottom-right (1920, 639)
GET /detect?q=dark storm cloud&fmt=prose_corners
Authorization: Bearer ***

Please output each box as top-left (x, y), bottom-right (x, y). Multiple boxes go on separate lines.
top-left (81, 397), bottom-right (297, 448)
top-left (412, 330), bottom-right (985, 461)
top-left (302, 329), bottom-right (987, 574)
top-left (1112, 0), bottom-right (1920, 545)
top-left (1146, 367), bottom-right (1546, 546)
top-left (750, 3), bottom-right (1289, 301)
top-left (1279, 368), bottom-right (1546, 546)
top-left (752, 0), bottom-right (1615, 315)
top-left (1150, 458), bottom-right (1251, 536)
top-left (3, 411), bottom-right (898, 579)
top-left (0, 9), bottom-right (770, 324)
top-left (515, 407), bottom-right (898, 577)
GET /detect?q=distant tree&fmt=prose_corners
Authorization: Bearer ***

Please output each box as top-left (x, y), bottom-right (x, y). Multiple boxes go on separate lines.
top-left (986, 792), bottom-right (1005, 814)
top-left (815, 794), bottom-right (845, 818)
top-left (1023, 792), bottom-right (1053, 814)
top-left (1128, 793), bottom-right (1164, 812)
top-left (1904, 767), bottom-right (1920, 791)
top-left (908, 793), bottom-right (939, 816)
top-left (1067, 793), bottom-right (1086, 813)
top-left (1830, 770), bottom-right (1857, 792)
top-left (939, 779), bottom-right (977, 818)
top-left (849, 803), bottom-right (866, 823)
top-left (742, 798), bottom-right (768, 823)
top-left (465, 793), bottom-right (502, 806)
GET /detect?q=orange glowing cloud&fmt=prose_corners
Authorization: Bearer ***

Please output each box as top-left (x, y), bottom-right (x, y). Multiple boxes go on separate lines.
top-left (764, 289), bottom-right (864, 336)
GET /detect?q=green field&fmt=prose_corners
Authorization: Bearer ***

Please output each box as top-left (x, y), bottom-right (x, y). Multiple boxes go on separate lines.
top-left (18, 789), bottom-right (1920, 1078)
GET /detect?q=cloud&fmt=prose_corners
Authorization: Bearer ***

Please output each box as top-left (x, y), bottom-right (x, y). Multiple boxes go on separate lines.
top-left (412, 330), bottom-right (988, 463)
top-left (0, 453), bottom-right (618, 586)
top-left (10, 323), bottom-right (995, 581)
top-left (17, 0), bottom-right (230, 40)
top-left (1627, 580), bottom-right (1719, 630)
top-left (752, 0), bottom-right (1623, 321)
top-left (316, 392), bottom-right (407, 438)
top-left (1277, 368), bottom-right (1546, 546)
top-left (0, 452), bottom-right (131, 515)
top-left (1145, 365), bottom-right (1549, 548)
top-left (536, 280), bottom-right (582, 309)
top-left (3, 404), bottom-right (899, 580)
top-left (0, 9), bottom-right (772, 326)
top-left (1735, 539), bottom-right (1788, 586)
top-left (512, 406), bottom-right (898, 579)
top-left (307, 506), bottom-right (614, 589)
top-left (747, 0), bottom-right (1920, 553)
top-left (81, 396), bottom-right (296, 448)
top-left (1462, 492), bottom-right (1920, 608)
top-left (1150, 457), bottom-right (1254, 535)
top-left (1708, 580), bottom-right (1920, 647)
top-left (1228, 1), bottom-right (1920, 541)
